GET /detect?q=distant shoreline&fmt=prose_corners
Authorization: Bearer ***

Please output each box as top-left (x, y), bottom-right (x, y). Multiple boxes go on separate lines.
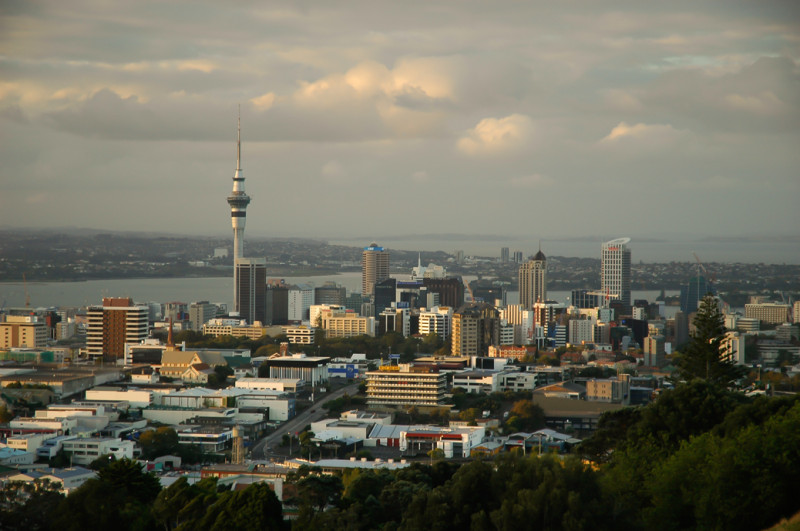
top-left (0, 268), bottom-right (350, 284)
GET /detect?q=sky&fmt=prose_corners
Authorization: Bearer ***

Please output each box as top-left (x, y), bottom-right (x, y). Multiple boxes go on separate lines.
top-left (1, 0), bottom-right (799, 261)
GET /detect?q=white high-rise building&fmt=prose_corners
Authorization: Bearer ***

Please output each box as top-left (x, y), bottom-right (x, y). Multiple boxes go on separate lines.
top-left (419, 306), bottom-right (453, 342)
top-left (288, 285), bottom-right (314, 323)
top-left (569, 319), bottom-right (595, 346)
top-left (601, 238), bottom-right (631, 311)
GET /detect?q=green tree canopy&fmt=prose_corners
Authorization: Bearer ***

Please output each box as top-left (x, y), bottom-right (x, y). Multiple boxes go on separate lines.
top-left (676, 295), bottom-right (743, 384)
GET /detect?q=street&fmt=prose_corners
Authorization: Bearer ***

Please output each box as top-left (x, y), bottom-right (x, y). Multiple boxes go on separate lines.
top-left (249, 381), bottom-right (360, 460)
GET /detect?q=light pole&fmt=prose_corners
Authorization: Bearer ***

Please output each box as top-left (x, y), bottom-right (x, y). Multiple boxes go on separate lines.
top-left (288, 432), bottom-right (292, 456)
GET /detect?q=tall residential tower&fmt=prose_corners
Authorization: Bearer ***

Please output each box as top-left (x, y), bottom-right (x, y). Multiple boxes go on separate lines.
top-left (362, 243), bottom-right (390, 297)
top-left (227, 110), bottom-right (251, 313)
top-left (519, 247), bottom-right (547, 310)
top-left (601, 237), bottom-right (631, 312)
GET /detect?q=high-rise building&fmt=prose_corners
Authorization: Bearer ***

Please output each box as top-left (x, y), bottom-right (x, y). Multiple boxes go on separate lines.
top-left (227, 111), bottom-right (251, 313)
top-left (419, 306), bottom-right (453, 342)
top-left (287, 284), bottom-right (314, 323)
top-left (86, 297), bottom-right (149, 362)
top-left (601, 238), bottom-right (631, 312)
top-left (519, 248), bottom-right (547, 310)
top-left (314, 283), bottom-right (346, 306)
top-left (189, 301), bottom-right (218, 331)
top-left (501, 247), bottom-right (509, 263)
top-left (680, 276), bottom-right (716, 314)
top-left (422, 277), bottom-right (464, 309)
top-left (266, 281), bottom-right (289, 325)
top-left (571, 289), bottom-right (600, 309)
top-left (235, 258), bottom-right (266, 324)
top-left (373, 278), bottom-right (397, 318)
top-left (451, 303), bottom-right (500, 357)
top-left (362, 243), bottom-right (390, 297)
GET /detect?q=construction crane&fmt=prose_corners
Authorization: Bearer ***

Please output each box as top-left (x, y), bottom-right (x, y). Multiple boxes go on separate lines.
top-left (586, 289), bottom-right (619, 307)
top-left (22, 273), bottom-right (31, 308)
top-left (692, 252), bottom-right (717, 285)
top-left (463, 278), bottom-right (475, 303)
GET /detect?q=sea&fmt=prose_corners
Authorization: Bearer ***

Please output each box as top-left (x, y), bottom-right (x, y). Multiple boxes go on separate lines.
top-left (0, 272), bottom-right (680, 318)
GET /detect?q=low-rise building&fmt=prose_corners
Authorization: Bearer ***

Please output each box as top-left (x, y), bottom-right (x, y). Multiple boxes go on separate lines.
top-left (262, 354), bottom-right (330, 386)
top-left (399, 426), bottom-right (485, 458)
top-left (235, 378), bottom-right (303, 393)
top-left (5, 467), bottom-right (95, 493)
top-left (85, 388), bottom-right (154, 409)
top-left (497, 371), bottom-right (540, 392)
top-left (452, 370), bottom-right (499, 394)
top-left (585, 376), bottom-right (630, 404)
top-left (6, 432), bottom-right (58, 453)
top-left (61, 438), bottom-right (135, 465)
top-left (366, 366), bottom-right (447, 408)
top-left (745, 303), bottom-right (791, 325)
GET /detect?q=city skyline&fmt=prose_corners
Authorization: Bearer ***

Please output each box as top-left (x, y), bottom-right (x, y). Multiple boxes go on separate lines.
top-left (1, 1), bottom-right (798, 259)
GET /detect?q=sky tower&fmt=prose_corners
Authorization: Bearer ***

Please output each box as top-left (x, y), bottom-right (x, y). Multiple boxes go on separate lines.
top-left (227, 108), bottom-right (251, 313)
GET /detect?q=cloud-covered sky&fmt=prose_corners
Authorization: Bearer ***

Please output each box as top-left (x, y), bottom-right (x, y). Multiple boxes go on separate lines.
top-left (1, 0), bottom-right (798, 259)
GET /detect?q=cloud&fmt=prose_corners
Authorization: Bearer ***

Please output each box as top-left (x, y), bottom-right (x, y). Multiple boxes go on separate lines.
top-left (457, 114), bottom-right (534, 156)
top-left (411, 170), bottom-right (429, 183)
top-left (508, 173), bottom-right (554, 188)
top-left (321, 160), bottom-right (350, 184)
top-left (250, 92), bottom-right (276, 111)
top-left (641, 56), bottom-right (800, 132)
top-left (599, 121), bottom-right (688, 149)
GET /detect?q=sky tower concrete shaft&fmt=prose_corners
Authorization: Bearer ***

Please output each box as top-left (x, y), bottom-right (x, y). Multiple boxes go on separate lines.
top-left (227, 109), bottom-right (250, 313)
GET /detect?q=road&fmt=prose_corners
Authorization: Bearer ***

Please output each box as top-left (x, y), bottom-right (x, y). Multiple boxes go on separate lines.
top-left (250, 381), bottom-right (360, 460)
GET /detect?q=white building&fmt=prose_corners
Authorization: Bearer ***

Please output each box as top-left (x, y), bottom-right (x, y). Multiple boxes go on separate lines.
top-left (721, 331), bottom-right (747, 365)
top-left (288, 285), bottom-right (314, 323)
top-left (61, 438), bottom-right (135, 465)
top-left (569, 319), bottom-right (595, 346)
top-left (452, 371), bottom-right (499, 394)
top-left (235, 378), bottom-right (303, 393)
top-left (418, 307), bottom-right (453, 342)
top-left (601, 238), bottom-right (631, 310)
top-left (85, 388), bottom-right (154, 409)
top-left (283, 326), bottom-right (316, 344)
top-left (399, 426), bottom-right (485, 458)
top-left (6, 432), bottom-right (58, 453)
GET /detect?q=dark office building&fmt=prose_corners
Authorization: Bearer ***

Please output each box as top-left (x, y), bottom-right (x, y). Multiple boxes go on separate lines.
top-left (471, 283), bottom-right (506, 307)
top-left (397, 280), bottom-right (426, 309)
top-left (571, 289), bottom-right (600, 309)
top-left (235, 259), bottom-right (266, 325)
top-left (265, 281), bottom-right (289, 325)
top-left (373, 278), bottom-right (397, 318)
top-left (314, 284), bottom-right (346, 306)
top-left (422, 277), bottom-right (464, 309)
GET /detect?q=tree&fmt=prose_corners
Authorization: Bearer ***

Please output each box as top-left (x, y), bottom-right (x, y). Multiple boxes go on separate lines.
top-left (676, 295), bottom-right (742, 384)
top-left (0, 404), bottom-right (14, 423)
top-left (208, 365), bottom-right (234, 389)
top-left (0, 479), bottom-right (64, 530)
top-left (52, 458), bottom-right (161, 530)
top-left (139, 426), bottom-right (180, 459)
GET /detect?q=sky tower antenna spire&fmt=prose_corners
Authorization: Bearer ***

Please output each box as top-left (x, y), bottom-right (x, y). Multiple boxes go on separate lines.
top-left (237, 104), bottom-right (241, 171)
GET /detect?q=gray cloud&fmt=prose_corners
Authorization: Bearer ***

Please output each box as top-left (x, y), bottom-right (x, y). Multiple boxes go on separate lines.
top-left (1, 0), bottom-right (798, 256)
